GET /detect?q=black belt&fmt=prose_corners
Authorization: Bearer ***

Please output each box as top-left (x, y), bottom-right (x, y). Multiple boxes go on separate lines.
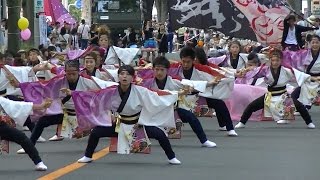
top-left (309, 72), bottom-right (320, 77)
top-left (66, 109), bottom-right (76, 116)
top-left (267, 86), bottom-right (286, 92)
top-left (120, 119), bottom-right (139, 125)
top-left (118, 112), bottom-right (140, 125)
top-left (0, 89), bottom-right (6, 95)
top-left (119, 112), bottom-right (140, 118)
top-left (189, 92), bottom-right (199, 95)
top-left (5, 95), bottom-right (24, 101)
top-left (267, 86), bottom-right (286, 96)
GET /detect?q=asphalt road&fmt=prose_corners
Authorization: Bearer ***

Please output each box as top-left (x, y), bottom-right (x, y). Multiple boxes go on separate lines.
top-left (1, 107), bottom-right (320, 180)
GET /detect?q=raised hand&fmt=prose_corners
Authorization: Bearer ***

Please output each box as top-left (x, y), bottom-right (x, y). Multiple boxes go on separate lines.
top-left (60, 88), bottom-right (72, 96)
top-left (42, 98), bottom-right (53, 109)
top-left (6, 74), bottom-right (19, 88)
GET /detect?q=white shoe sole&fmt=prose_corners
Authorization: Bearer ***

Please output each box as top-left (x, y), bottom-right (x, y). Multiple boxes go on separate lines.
top-left (17, 150), bottom-right (26, 154)
top-left (78, 160), bottom-right (92, 163)
top-left (218, 127), bottom-right (227, 131)
top-left (35, 167), bottom-right (47, 171)
top-left (202, 144), bottom-right (217, 148)
top-left (48, 137), bottom-right (64, 141)
top-left (277, 120), bottom-right (290, 124)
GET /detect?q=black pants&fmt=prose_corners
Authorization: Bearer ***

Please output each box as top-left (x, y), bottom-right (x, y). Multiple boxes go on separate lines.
top-left (30, 114), bottom-right (64, 145)
top-left (206, 98), bottom-right (234, 130)
top-left (0, 123), bottom-right (42, 165)
top-left (240, 95), bottom-right (265, 124)
top-left (283, 43), bottom-right (300, 51)
top-left (176, 108), bottom-right (207, 143)
top-left (240, 93), bottom-right (312, 125)
top-left (23, 117), bottom-right (35, 132)
top-left (291, 87), bottom-right (312, 124)
top-left (84, 125), bottom-right (176, 160)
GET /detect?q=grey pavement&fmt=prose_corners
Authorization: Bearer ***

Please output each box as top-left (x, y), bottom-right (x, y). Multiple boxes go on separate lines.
top-left (1, 108), bottom-right (320, 180)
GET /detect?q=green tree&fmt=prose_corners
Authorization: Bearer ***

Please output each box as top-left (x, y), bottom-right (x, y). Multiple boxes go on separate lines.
top-left (69, 0), bottom-right (81, 22)
top-left (7, 0), bottom-right (22, 53)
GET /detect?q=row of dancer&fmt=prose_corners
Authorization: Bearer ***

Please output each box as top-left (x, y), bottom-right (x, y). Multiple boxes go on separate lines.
top-left (2, 37), bottom-right (319, 170)
top-left (1, 45), bottom-right (239, 170)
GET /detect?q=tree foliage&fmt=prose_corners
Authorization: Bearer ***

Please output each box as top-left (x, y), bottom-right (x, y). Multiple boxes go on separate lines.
top-left (69, 0), bottom-right (81, 21)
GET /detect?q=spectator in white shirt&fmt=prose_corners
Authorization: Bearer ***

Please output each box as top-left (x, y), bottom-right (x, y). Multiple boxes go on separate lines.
top-left (77, 19), bottom-right (90, 50)
top-left (282, 15), bottom-right (317, 51)
top-left (297, 13), bottom-right (307, 27)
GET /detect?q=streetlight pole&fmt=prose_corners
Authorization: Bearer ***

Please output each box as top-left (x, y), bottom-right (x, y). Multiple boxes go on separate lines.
top-left (307, 0), bottom-right (312, 15)
top-left (34, 0), bottom-right (44, 48)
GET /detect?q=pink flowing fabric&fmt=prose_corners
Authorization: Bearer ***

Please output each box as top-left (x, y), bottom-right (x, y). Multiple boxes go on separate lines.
top-left (72, 88), bottom-right (116, 130)
top-left (224, 84), bottom-right (268, 121)
top-left (282, 50), bottom-right (308, 71)
top-left (207, 55), bottom-right (227, 65)
top-left (54, 66), bottom-right (66, 75)
top-left (138, 66), bottom-right (271, 121)
top-left (136, 69), bottom-right (154, 79)
top-left (67, 50), bottom-right (85, 60)
top-left (44, 0), bottom-right (77, 25)
top-left (19, 75), bottom-right (67, 121)
top-left (139, 78), bottom-right (154, 88)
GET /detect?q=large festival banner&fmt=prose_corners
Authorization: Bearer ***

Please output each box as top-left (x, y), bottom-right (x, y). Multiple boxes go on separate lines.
top-left (169, 0), bottom-right (290, 45)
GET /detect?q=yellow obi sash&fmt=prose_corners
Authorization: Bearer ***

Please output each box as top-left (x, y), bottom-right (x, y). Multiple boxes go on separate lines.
top-left (265, 86), bottom-right (287, 108)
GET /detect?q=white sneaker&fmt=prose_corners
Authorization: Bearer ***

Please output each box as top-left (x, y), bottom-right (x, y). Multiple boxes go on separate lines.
top-left (48, 135), bottom-right (64, 141)
top-left (277, 120), bottom-right (290, 124)
top-left (235, 122), bottom-right (245, 129)
top-left (17, 148), bottom-right (26, 154)
top-left (307, 123), bottom-right (316, 129)
top-left (212, 112), bottom-right (216, 117)
top-left (218, 126), bottom-right (227, 131)
top-left (35, 162), bottom-right (47, 171)
top-left (77, 156), bottom-right (93, 163)
top-left (202, 140), bottom-right (217, 148)
top-left (22, 126), bottom-right (30, 131)
top-left (168, 157), bottom-right (181, 165)
top-left (37, 136), bottom-right (46, 143)
top-left (227, 130), bottom-right (238, 137)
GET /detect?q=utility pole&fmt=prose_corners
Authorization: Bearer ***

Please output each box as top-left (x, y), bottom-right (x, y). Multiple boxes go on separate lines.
top-left (82, 0), bottom-right (92, 25)
top-left (155, 0), bottom-right (168, 23)
top-left (33, 0), bottom-right (45, 48)
top-left (141, 0), bottom-right (154, 21)
top-left (2, 0), bottom-right (7, 19)
top-left (7, 0), bottom-right (21, 53)
top-left (0, 0), bottom-right (2, 21)
top-left (307, 0), bottom-right (312, 15)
